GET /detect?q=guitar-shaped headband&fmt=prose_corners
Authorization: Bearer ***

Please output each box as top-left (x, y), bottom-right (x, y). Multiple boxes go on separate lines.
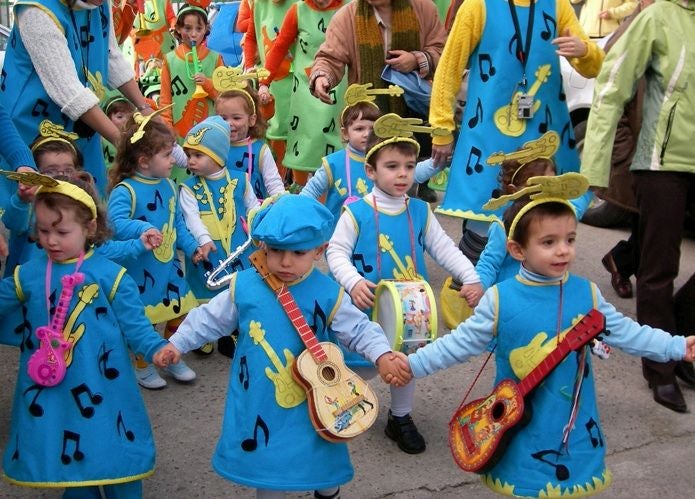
top-left (486, 131), bottom-right (560, 166)
top-left (31, 120), bottom-right (80, 153)
top-left (483, 172), bottom-right (590, 212)
top-left (373, 113), bottom-right (448, 139)
top-left (130, 103), bottom-right (173, 143)
top-left (343, 83), bottom-right (404, 107)
top-left (212, 66), bottom-right (271, 91)
top-left (0, 169), bottom-right (59, 188)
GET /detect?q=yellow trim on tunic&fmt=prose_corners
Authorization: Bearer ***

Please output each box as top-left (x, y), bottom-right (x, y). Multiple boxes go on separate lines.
top-left (3, 469), bottom-right (155, 488)
top-left (109, 268), bottom-right (127, 303)
top-left (14, 2), bottom-right (65, 35)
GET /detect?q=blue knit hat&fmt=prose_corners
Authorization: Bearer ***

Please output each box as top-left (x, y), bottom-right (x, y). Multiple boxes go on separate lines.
top-left (183, 116), bottom-right (230, 166)
top-left (251, 194), bottom-right (334, 251)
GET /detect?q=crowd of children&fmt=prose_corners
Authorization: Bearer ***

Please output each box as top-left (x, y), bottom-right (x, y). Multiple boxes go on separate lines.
top-left (0, 0), bottom-right (694, 497)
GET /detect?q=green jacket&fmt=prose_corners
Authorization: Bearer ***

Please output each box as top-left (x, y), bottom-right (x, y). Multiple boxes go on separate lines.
top-left (581, 0), bottom-right (695, 187)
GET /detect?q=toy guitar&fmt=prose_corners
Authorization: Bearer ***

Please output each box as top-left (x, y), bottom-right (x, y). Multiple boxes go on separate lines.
top-left (448, 309), bottom-right (605, 473)
top-left (493, 64), bottom-right (551, 137)
top-left (249, 250), bottom-right (379, 442)
top-left (28, 272), bottom-right (85, 387)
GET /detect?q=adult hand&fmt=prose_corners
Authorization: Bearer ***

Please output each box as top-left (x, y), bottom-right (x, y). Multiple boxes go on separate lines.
top-left (385, 50), bottom-right (418, 73)
top-left (312, 76), bottom-right (334, 104)
top-left (552, 29), bottom-right (588, 58)
top-left (432, 142), bottom-right (453, 168)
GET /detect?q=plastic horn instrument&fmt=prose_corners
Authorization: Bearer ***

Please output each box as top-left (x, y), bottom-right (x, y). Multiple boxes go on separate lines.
top-left (205, 234), bottom-right (254, 290)
top-left (134, 0), bottom-right (151, 36)
top-left (187, 41), bottom-right (208, 99)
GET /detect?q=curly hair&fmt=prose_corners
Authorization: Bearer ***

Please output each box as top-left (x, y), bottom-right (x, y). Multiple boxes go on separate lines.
top-left (215, 88), bottom-right (268, 139)
top-left (499, 157), bottom-right (556, 195)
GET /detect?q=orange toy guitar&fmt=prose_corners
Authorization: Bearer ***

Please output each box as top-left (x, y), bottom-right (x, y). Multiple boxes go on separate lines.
top-left (249, 250), bottom-right (379, 442)
top-left (448, 309), bottom-right (606, 473)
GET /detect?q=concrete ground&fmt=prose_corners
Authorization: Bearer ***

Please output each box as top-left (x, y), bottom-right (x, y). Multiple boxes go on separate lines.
top-left (1, 213), bottom-right (694, 498)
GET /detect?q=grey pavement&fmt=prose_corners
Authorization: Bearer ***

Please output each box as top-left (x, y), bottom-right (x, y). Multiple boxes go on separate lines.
top-left (1, 212), bottom-right (694, 498)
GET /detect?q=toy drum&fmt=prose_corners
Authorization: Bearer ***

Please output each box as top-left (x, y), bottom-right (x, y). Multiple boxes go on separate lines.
top-left (372, 280), bottom-right (438, 354)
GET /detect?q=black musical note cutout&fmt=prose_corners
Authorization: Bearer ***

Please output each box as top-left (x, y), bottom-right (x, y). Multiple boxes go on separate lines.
top-left (1, 69), bottom-right (6, 91)
top-left (235, 151), bottom-right (255, 170)
top-left (323, 118), bottom-right (336, 133)
top-left (531, 449), bottom-right (570, 481)
top-left (254, 180), bottom-right (264, 199)
top-left (292, 141), bottom-right (300, 157)
top-left (298, 38), bottom-right (309, 55)
top-left (98, 343), bottom-right (120, 380)
top-left (103, 145), bottom-right (115, 164)
top-left (174, 261), bottom-right (185, 278)
top-left (138, 269), bottom-right (155, 293)
top-left (79, 26), bottom-right (95, 47)
top-left (538, 104), bottom-right (552, 133)
top-left (561, 122), bottom-right (576, 149)
top-left (116, 411), bottom-right (136, 442)
top-left (71, 383), bottom-right (104, 418)
top-left (241, 414), bottom-right (269, 451)
top-left (99, 7), bottom-right (108, 32)
top-left (95, 306), bottom-right (107, 319)
top-left (310, 302), bottom-right (328, 335)
top-left (293, 75), bottom-right (300, 92)
top-left (15, 305), bottom-right (34, 352)
top-left (239, 356), bottom-right (250, 390)
top-left (61, 430), bottom-right (85, 464)
top-left (31, 99), bottom-right (50, 118)
top-left (328, 89), bottom-right (338, 105)
top-left (23, 384), bottom-right (45, 417)
top-left (352, 254), bottom-right (374, 276)
top-left (11, 435), bottom-right (19, 461)
top-left (508, 33), bottom-right (522, 62)
top-left (318, 17), bottom-right (326, 33)
top-left (585, 417), bottom-right (604, 448)
top-left (540, 12), bottom-right (557, 41)
top-left (478, 53), bottom-right (496, 82)
top-left (147, 190), bottom-right (163, 211)
top-left (171, 75), bottom-right (189, 96)
top-left (468, 98), bottom-right (483, 129)
top-left (465, 146), bottom-right (484, 175)
top-left (162, 283), bottom-right (182, 314)
top-left (325, 144), bottom-right (335, 156)
top-left (289, 115), bottom-right (300, 131)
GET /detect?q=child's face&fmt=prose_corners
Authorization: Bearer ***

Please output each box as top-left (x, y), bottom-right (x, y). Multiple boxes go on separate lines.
top-left (110, 111), bottom-right (131, 131)
top-left (365, 148), bottom-right (416, 197)
top-left (178, 13), bottom-right (207, 46)
top-left (342, 115), bottom-right (374, 153)
top-left (216, 97), bottom-right (256, 143)
top-left (37, 152), bottom-right (77, 178)
top-left (139, 145), bottom-right (175, 178)
top-left (264, 244), bottom-right (325, 283)
top-left (507, 214), bottom-right (577, 278)
top-left (35, 203), bottom-right (93, 262)
top-left (186, 149), bottom-right (221, 177)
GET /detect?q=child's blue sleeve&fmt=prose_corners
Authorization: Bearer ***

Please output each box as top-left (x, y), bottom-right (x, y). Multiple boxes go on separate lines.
top-left (300, 165), bottom-right (329, 199)
top-left (107, 185), bottom-right (155, 239)
top-left (174, 196), bottom-right (200, 258)
top-left (0, 103), bottom-right (36, 171)
top-left (95, 239), bottom-right (147, 264)
top-left (571, 191), bottom-right (594, 220)
top-left (408, 288), bottom-right (497, 378)
top-left (1, 194), bottom-right (31, 232)
top-left (475, 221), bottom-right (507, 290)
top-left (414, 158), bottom-right (439, 184)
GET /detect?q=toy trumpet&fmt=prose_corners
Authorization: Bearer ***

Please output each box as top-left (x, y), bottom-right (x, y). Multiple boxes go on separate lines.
top-left (134, 0), bottom-right (161, 36)
top-left (186, 40), bottom-right (209, 99)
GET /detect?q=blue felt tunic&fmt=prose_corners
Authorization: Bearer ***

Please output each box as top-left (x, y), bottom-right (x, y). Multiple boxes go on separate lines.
top-left (1, 0), bottom-right (110, 194)
top-left (211, 267), bottom-right (353, 490)
top-left (322, 147), bottom-right (372, 229)
top-left (108, 174), bottom-right (199, 324)
top-left (227, 139), bottom-right (271, 200)
top-left (182, 168), bottom-right (252, 301)
top-left (0, 251), bottom-right (167, 487)
top-left (438, 0), bottom-right (579, 221)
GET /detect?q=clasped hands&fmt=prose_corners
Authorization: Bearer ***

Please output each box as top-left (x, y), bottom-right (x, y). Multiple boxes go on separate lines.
top-left (377, 351), bottom-right (412, 387)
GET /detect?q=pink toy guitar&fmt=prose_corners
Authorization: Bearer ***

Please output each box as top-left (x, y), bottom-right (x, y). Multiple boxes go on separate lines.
top-left (28, 272), bottom-right (85, 387)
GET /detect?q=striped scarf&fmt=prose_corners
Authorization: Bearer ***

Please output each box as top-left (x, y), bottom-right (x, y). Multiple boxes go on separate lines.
top-left (355, 0), bottom-right (420, 115)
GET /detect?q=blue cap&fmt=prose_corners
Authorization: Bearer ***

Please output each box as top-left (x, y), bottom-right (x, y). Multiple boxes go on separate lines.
top-left (183, 116), bottom-right (230, 166)
top-left (251, 194), bottom-right (334, 250)
top-left (381, 66), bottom-right (432, 118)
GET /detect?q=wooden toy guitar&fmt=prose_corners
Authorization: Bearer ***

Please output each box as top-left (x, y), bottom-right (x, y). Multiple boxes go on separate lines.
top-left (448, 309), bottom-right (605, 473)
top-left (249, 250), bottom-right (379, 442)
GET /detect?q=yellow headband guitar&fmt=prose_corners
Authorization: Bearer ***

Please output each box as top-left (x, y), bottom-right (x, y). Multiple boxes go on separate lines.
top-left (212, 66), bottom-right (271, 114)
top-left (31, 120), bottom-right (80, 153)
top-left (366, 113), bottom-right (448, 163)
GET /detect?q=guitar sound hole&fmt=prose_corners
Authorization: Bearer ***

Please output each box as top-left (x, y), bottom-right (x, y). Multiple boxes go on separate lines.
top-left (491, 401), bottom-right (505, 421)
top-left (321, 366), bottom-right (336, 381)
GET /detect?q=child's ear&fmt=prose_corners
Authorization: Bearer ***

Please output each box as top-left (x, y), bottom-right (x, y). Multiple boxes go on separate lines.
top-left (137, 154), bottom-right (149, 171)
top-left (249, 114), bottom-right (257, 128)
top-left (340, 126), bottom-right (348, 142)
top-left (507, 183), bottom-right (518, 194)
top-left (86, 218), bottom-right (98, 238)
top-left (506, 239), bottom-right (525, 262)
top-left (313, 243), bottom-right (327, 260)
top-left (365, 162), bottom-right (377, 180)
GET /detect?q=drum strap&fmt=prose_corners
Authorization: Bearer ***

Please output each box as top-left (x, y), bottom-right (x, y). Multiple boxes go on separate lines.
top-left (372, 195), bottom-right (417, 279)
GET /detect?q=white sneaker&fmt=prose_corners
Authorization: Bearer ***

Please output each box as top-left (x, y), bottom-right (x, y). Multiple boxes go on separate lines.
top-left (165, 360), bottom-right (196, 382)
top-left (136, 364), bottom-right (167, 390)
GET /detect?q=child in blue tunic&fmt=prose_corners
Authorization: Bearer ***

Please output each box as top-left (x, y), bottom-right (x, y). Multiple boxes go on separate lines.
top-left (155, 194), bottom-right (406, 498)
top-left (215, 88), bottom-right (285, 201)
top-left (108, 113), bottom-right (212, 390)
top-left (327, 128), bottom-right (482, 454)
top-left (0, 175), bottom-right (173, 498)
top-left (399, 188), bottom-right (695, 497)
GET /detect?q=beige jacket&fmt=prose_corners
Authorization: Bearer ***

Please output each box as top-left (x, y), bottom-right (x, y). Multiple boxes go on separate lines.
top-left (572, 0), bottom-right (637, 37)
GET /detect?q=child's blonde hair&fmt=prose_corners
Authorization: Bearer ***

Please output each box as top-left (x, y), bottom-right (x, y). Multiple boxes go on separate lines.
top-left (34, 172), bottom-right (111, 247)
top-left (109, 117), bottom-right (175, 191)
top-left (216, 88), bottom-right (268, 139)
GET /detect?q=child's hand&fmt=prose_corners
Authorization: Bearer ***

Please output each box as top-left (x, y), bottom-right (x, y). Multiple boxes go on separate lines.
top-left (552, 29), bottom-right (588, 58)
top-left (141, 228), bottom-right (163, 250)
top-left (153, 343), bottom-right (181, 367)
top-left (460, 283), bottom-right (484, 308)
top-left (350, 279), bottom-right (377, 310)
top-left (193, 73), bottom-right (209, 85)
top-left (0, 234), bottom-right (7, 258)
top-left (376, 352), bottom-right (412, 386)
top-left (192, 242), bottom-right (216, 263)
top-left (17, 181), bottom-right (37, 203)
top-left (258, 84), bottom-right (272, 105)
top-left (683, 336), bottom-right (695, 362)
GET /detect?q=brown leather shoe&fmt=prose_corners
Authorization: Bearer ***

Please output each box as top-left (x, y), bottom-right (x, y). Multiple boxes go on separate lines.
top-left (652, 383), bottom-right (687, 413)
top-left (675, 361), bottom-right (695, 388)
top-left (601, 252), bottom-right (633, 298)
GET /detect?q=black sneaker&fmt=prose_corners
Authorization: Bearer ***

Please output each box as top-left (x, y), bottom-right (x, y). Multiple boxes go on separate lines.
top-left (385, 410), bottom-right (426, 454)
top-left (217, 333), bottom-right (238, 359)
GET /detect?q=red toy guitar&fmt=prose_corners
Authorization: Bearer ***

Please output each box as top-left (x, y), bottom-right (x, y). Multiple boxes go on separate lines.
top-left (448, 309), bottom-right (606, 473)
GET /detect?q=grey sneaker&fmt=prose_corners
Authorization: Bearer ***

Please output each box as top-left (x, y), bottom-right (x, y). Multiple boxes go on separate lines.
top-left (135, 364), bottom-right (167, 390)
top-left (165, 360), bottom-right (196, 382)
